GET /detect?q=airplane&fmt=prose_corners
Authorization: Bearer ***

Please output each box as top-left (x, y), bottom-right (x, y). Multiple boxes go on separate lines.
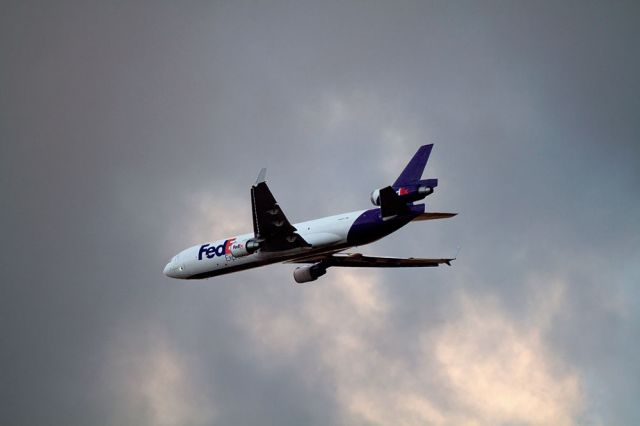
top-left (163, 144), bottom-right (456, 283)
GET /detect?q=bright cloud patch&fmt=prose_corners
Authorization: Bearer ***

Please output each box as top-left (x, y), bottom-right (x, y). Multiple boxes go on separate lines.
top-left (183, 191), bottom-right (252, 243)
top-left (238, 272), bottom-right (583, 425)
top-left (433, 292), bottom-right (582, 425)
top-left (107, 331), bottom-right (216, 426)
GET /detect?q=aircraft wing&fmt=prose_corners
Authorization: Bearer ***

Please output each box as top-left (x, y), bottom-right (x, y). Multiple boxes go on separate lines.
top-left (251, 168), bottom-right (310, 251)
top-left (287, 252), bottom-right (454, 267)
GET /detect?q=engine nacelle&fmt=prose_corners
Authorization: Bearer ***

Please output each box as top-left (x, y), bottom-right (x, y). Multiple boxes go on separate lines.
top-left (293, 263), bottom-right (327, 283)
top-left (370, 188), bottom-right (382, 206)
top-left (370, 185), bottom-right (434, 206)
top-left (229, 238), bottom-right (260, 257)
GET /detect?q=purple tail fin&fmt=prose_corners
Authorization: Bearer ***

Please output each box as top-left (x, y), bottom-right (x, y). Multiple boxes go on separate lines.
top-left (392, 144), bottom-right (433, 186)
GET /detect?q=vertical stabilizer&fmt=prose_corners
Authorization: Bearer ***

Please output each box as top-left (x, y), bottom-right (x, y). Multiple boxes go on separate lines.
top-left (392, 144), bottom-right (433, 186)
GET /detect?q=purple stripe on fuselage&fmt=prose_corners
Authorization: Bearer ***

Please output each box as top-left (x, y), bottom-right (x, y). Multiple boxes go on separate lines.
top-left (347, 204), bottom-right (426, 246)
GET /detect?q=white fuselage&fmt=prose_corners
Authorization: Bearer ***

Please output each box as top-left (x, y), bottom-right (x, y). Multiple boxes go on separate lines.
top-left (163, 209), bottom-right (366, 279)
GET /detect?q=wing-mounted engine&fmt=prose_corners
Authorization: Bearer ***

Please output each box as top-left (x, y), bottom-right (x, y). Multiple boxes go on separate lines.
top-left (229, 238), bottom-right (261, 257)
top-left (370, 179), bottom-right (438, 206)
top-left (293, 263), bottom-right (327, 283)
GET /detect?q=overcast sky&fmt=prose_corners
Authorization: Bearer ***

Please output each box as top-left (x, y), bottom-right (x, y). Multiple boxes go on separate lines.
top-left (2, 1), bottom-right (639, 425)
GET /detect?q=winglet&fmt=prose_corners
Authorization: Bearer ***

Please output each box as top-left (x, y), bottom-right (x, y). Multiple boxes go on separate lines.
top-left (452, 246), bottom-right (461, 261)
top-left (443, 247), bottom-right (461, 266)
top-left (255, 168), bottom-right (267, 185)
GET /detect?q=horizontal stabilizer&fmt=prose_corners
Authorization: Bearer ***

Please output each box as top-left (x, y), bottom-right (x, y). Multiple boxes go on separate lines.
top-left (411, 212), bottom-right (457, 222)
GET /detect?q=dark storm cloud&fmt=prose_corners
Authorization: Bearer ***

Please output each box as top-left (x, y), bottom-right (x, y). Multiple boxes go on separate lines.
top-left (2, 1), bottom-right (639, 424)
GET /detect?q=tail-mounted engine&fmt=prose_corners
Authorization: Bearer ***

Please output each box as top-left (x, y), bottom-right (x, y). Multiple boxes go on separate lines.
top-left (370, 178), bottom-right (438, 206)
top-left (293, 263), bottom-right (327, 283)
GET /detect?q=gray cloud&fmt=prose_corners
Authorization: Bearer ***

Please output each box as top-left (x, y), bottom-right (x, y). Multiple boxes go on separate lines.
top-left (1, 1), bottom-right (639, 425)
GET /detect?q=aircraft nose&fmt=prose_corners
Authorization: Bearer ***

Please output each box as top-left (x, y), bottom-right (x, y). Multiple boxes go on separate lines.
top-left (164, 261), bottom-right (181, 278)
